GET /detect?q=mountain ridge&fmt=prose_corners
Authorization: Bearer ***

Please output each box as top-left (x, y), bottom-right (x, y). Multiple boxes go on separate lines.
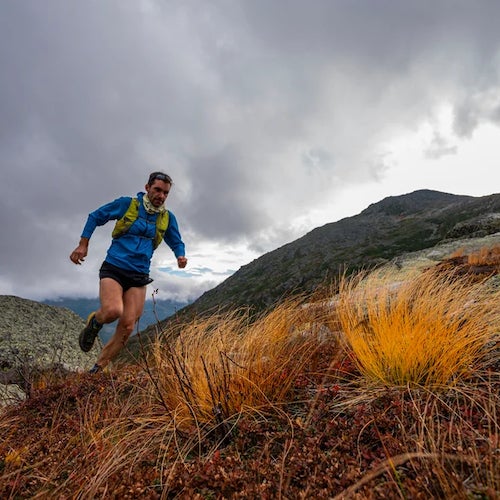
top-left (162, 189), bottom-right (500, 321)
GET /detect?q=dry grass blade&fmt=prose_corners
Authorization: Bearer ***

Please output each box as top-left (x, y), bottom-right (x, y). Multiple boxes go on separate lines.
top-left (146, 299), bottom-right (326, 427)
top-left (331, 452), bottom-right (480, 500)
top-left (335, 267), bottom-right (499, 386)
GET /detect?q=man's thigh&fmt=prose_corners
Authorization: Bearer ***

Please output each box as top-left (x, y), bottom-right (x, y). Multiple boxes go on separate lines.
top-left (99, 277), bottom-right (125, 315)
top-left (121, 285), bottom-right (147, 323)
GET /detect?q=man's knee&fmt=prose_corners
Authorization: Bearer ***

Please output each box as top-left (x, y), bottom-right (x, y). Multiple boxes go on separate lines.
top-left (119, 318), bottom-right (137, 337)
top-left (100, 305), bottom-right (123, 323)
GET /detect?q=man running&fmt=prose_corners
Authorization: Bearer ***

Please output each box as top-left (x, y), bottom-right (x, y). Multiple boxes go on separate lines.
top-left (70, 172), bottom-right (187, 373)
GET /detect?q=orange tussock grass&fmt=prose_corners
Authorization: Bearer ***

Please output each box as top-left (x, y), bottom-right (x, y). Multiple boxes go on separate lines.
top-left (449, 244), bottom-right (500, 266)
top-left (146, 298), bottom-right (327, 427)
top-left (334, 267), bottom-right (499, 387)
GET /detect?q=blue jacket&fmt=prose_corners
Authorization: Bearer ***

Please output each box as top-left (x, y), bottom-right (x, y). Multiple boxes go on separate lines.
top-left (81, 192), bottom-right (186, 274)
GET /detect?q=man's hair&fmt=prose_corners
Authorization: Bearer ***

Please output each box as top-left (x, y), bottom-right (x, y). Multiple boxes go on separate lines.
top-left (147, 172), bottom-right (173, 186)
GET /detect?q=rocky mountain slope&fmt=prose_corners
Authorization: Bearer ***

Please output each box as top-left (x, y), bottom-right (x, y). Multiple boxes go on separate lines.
top-left (0, 296), bottom-right (96, 402)
top-left (169, 189), bottom-right (500, 317)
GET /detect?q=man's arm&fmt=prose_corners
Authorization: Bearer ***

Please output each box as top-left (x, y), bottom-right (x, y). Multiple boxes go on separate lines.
top-left (69, 197), bottom-right (131, 266)
top-left (163, 211), bottom-right (187, 268)
top-left (70, 237), bottom-right (89, 265)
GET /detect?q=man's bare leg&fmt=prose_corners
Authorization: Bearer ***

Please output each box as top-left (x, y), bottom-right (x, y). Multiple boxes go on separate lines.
top-left (96, 284), bottom-right (147, 369)
top-left (79, 278), bottom-right (124, 354)
top-left (94, 277), bottom-right (125, 325)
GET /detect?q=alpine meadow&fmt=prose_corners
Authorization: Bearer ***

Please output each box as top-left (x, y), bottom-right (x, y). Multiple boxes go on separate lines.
top-left (1, 190), bottom-right (499, 498)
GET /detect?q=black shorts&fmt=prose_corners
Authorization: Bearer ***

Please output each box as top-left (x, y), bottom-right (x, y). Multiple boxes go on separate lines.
top-left (99, 262), bottom-right (153, 291)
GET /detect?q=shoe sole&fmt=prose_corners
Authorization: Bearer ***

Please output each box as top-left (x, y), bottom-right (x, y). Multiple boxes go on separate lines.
top-left (79, 329), bottom-right (96, 352)
top-left (79, 312), bottom-right (99, 352)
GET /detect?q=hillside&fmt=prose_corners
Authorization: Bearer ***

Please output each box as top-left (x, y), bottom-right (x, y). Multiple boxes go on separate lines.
top-left (1, 190), bottom-right (499, 498)
top-left (1, 243), bottom-right (498, 498)
top-left (142, 190), bottom-right (500, 334)
top-left (0, 296), bottom-right (93, 401)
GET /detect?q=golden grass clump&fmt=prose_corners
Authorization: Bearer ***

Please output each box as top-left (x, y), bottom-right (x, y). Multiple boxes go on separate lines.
top-left (334, 267), bottom-right (499, 387)
top-left (450, 244), bottom-right (500, 266)
top-left (147, 298), bottom-right (326, 427)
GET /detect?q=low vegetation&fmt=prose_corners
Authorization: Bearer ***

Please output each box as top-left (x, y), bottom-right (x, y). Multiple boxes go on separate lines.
top-left (1, 246), bottom-right (499, 498)
top-left (336, 265), bottom-right (498, 386)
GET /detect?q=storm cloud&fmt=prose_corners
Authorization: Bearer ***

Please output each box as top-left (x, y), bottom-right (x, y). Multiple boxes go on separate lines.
top-left (1, 1), bottom-right (499, 301)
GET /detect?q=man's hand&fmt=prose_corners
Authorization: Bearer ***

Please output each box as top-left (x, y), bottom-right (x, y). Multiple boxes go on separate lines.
top-left (70, 239), bottom-right (89, 265)
top-left (177, 256), bottom-right (188, 269)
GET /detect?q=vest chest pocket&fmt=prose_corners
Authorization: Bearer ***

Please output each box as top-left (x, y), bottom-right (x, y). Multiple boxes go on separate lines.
top-left (112, 198), bottom-right (169, 249)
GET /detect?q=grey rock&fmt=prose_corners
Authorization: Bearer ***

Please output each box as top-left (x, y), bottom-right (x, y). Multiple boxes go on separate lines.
top-left (0, 295), bottom-right (98, 403)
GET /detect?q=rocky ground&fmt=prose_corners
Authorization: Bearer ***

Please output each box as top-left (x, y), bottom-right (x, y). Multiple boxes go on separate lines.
top-left (0, 295), bottom-right (97, 404)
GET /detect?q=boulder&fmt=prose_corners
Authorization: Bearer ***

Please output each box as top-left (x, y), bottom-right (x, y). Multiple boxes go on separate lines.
top-left (0, 295), bottom-right (98, 403)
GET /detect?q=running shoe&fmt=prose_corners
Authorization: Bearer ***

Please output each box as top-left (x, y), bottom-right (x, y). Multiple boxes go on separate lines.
top-left (88, 363), bottom-right (102, 374)
top-left (79, 312), bottom-right (102, 352)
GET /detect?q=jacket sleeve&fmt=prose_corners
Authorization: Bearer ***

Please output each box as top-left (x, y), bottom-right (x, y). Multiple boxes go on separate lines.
top-left (81, 197), bottom-right (132, 239)
top-left (163, 211), bottom-right (186, 258)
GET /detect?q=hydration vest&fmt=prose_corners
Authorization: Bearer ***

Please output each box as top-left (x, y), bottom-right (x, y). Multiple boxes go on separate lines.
top-left (111, 198), bottom-right (169, 250)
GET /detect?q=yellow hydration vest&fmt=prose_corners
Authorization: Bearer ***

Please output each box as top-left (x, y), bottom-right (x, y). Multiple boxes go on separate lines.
top-left (111, 198), bottom-right (169, 250)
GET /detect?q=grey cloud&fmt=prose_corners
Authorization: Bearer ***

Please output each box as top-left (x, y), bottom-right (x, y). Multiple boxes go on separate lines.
top-left (424, 133), bottom-right (458, 160)
top-left (453, 89), bottom-right (500, 138)
top-left (1, 1), bottom-right (500, 300)
top-left (180, 147), bottom-right (267, 240)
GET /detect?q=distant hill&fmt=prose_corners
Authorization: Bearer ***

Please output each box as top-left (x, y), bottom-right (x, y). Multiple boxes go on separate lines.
top-left (43, 297), bottom-right (190, 342)
top-left (159, 189), bottom-right (500, 320)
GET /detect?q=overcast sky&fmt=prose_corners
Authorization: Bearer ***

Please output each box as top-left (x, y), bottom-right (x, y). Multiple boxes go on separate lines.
top-left (1, 0), bottom-right (499, 303)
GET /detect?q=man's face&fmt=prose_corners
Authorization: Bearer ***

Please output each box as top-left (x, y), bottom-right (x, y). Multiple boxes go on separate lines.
top-left (145, 179), bottom-right (171, 207)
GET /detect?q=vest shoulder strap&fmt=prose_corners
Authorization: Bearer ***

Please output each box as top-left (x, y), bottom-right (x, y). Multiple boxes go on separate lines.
top-left (111, 198), bottom-right (169, 250)
top-left (111, 198), bottom-right (139, 239)
top-left (153, 210), bottom-right (169, 249)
